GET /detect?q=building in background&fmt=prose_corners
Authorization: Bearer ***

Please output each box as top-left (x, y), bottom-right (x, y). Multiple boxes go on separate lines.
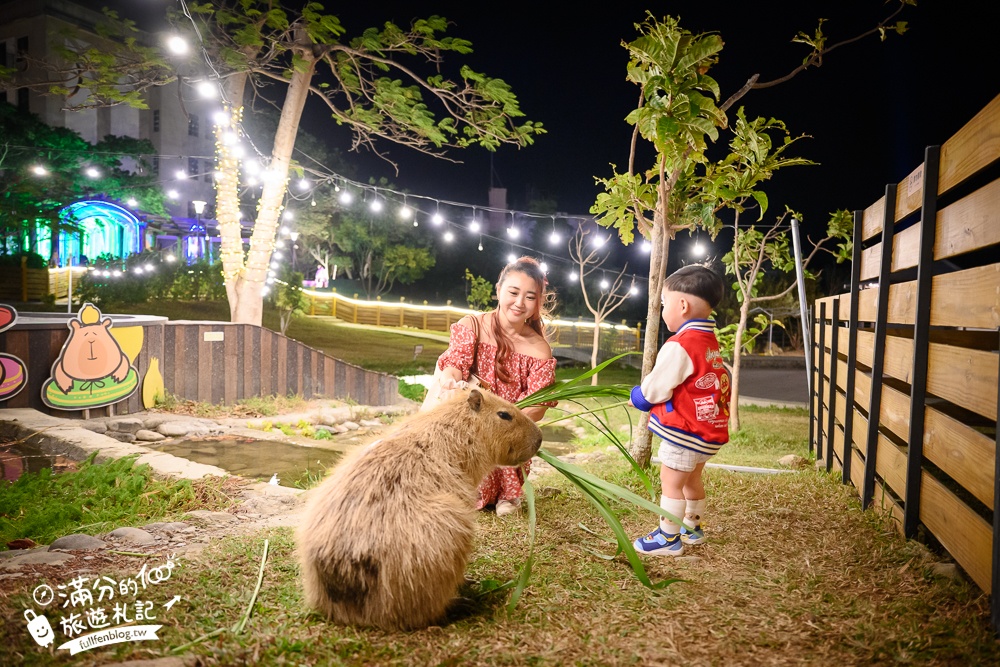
top-left (0, 0), bottom-right (225, 264)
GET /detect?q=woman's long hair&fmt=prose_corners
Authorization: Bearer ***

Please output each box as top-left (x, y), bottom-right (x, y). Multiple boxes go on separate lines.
top-left (491, 256), bottom-right (555, 385)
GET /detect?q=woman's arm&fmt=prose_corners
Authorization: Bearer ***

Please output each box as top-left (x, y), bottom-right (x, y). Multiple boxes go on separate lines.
top-left (521, 405), bottom-right (549, 422)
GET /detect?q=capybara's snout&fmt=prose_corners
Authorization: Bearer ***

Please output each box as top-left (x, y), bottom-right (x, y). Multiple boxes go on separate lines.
top-left (506, 418), bottom-right (542, 466)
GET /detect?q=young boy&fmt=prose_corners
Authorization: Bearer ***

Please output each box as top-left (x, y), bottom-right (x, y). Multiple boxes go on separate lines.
top-left (630, 264), bottom-right (730, 556)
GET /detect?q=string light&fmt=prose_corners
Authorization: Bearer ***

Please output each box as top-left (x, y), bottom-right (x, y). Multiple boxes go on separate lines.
top-left (443, 231), bottom-right (454, 242)
top-left (166, 35), bottom-right (188, 54)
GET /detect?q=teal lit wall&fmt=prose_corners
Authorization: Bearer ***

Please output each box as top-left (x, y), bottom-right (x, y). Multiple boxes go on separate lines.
top-left (34, 200), bottom-right (145, 264)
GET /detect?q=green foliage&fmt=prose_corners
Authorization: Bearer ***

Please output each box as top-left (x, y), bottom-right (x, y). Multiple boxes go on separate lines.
top-left (270, 267), bottom-right (306, 335)
top-left (0, 103), bottom-right (165, 256)
top-left (0, 251), bottom-right (47, 269)
top-left (0, 452), bottom-right (229, 546)
top-left (715, 313), bottom-right (785, 359)
top-left (76, 254), bottom-right (225, 307)
top-left (464, 269), bottom-right (493, 310)
top-left (397, 379), bottom-right (427, 403)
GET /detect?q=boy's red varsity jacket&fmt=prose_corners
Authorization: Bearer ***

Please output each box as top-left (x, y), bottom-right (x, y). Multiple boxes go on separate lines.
top-left (630, 319), bottom-right (731, 455)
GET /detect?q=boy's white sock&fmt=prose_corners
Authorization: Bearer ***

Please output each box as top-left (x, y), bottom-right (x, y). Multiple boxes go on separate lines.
top-left (684, 498), bottom-right (706, 531)
top-left (659, 496), bottom-right (687, 535)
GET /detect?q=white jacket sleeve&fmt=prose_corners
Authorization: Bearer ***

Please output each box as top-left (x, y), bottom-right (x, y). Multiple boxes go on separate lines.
top-left (639, 341), bottom-right (694, 405)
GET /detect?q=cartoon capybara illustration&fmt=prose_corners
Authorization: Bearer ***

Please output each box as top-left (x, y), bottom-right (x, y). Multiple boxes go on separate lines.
top-left (53, 304), bottom-right (130, 393)
top-left (297, 388), bottom-right (543, 631)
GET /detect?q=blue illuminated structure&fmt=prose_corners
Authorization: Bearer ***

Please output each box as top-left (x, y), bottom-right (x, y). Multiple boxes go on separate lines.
top-left (34, 200), bottom-right (148, 265)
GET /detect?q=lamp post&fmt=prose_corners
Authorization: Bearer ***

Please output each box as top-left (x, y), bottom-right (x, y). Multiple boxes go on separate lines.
top-left (192, 200), bottom-right (207, 262)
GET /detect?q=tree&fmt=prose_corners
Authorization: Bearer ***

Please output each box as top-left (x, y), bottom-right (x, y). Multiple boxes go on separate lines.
top-left (335, 208), bottom-right (435, 298)
top-left (0, 103), bottom-right (164, 263)
top-left (465, 269), bottom-right (492, 310)
top-left (568, 225), bottom-right (635, 385)
top-left (295, 187), bottom-right (353, 281)
top-left (591, 6), bottom-right (911, 466)
top-left (272, 267), bottom-right (306, 335)
top-left (4, 3), bottom-right (544, 325)
top-left (723, 207), bottom-right (850, 430)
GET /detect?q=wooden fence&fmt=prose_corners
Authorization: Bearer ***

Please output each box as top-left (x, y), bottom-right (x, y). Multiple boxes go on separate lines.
top-left (0, 319), bottom-right (398, 418)
top-left (303, 288), bottom-right (642, 355)
top-left (809, 93), bottom-right (1000, 630)
top-left (0, 258), bottom-right (48, 301)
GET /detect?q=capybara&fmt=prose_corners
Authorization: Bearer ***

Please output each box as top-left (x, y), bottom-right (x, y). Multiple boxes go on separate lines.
top-left (53, 304), bottom-right (130, 393)
top-left (297, 388), bottom-right (543, 630)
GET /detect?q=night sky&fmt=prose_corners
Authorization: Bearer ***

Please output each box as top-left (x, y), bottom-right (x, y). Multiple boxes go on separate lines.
top-left (71, 0), bottom-right (999, 287)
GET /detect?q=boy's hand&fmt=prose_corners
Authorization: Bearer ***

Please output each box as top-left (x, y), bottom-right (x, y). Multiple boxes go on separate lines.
top-left (627, 399), bottom-right (634, 407)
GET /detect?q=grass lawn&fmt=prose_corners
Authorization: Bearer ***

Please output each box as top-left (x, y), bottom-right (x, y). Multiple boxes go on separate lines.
top-left (2, 455), bottom-right (996, 665)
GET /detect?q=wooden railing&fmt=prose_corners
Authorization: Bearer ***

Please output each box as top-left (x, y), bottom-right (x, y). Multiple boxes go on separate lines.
top-left (810, 93), bottom-right (1000, 630)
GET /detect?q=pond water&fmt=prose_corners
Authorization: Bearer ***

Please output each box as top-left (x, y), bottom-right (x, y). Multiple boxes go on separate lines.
top-left (148, 425), bottom-right (580, 486)
top-left (0, 441), bottom-right (74, 482)
top-left (148, 437), bottom-right (345, 487)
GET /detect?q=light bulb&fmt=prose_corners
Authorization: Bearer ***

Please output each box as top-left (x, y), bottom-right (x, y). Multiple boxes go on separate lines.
top-left (630, 285), bottom-right (639, 295)
top-left (593, 236), bottom-right (607, 248)
top-left (127, 198), bottom-right (138, 207)
top-left (507, 253), bottom-right (517, 264)
top-left (549, 232), bottom-right (560, 245)
top-left (167, 189), bottom-right (179, 199)
top-left (469, 220), bottom-right (480, 233)
top-left (144, 264), bottom-right (154, 272)
top-left (166, 35), bottom-right (188, 54)
top-left (339, 191), bottom-right (352, 205)
top-left (213, 110), bottom-right (229, 126)
top-left (399, 205), bottom-right (412, 219)
top-left (443, 231), bottom-right (454, 242)
top-left (692, 242), bottom-right (705, 255)
top-left (175, 169), bottom-right (187, 180)
top-left (600, 279), bottom-right (610, 289)
top-left (640, 240), bottom-right (651, 253)
top-left (196, 81), bottom-right (217, 98)
top-left (283, 210), bottom-right (294, 221)
top-left (85, 167), bottom-right (100, 178)
top-left (31, 165), bottom-right (47, 176)
top-left (298, 178), bottom-right (309, 191)
top-left (568, 271), bottom-right (578, 281)
top-left (166, 254), bottom-right (176, 262)
top-left (540, 262), bottom-right (548, 273)
top-left (507, 227), bottom-right (519, 239)
top-left (370, 199), bottom-right (383, 213)
top-left (431, 212), bottom-right (444, 225)
top-left (478, 242), bottom-right (483, 251)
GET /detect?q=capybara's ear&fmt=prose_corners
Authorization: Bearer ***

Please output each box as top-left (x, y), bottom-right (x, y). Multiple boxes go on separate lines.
top-left (102, 318), bottom-right (112, 329)
top-left (69, 320), bottom-right (81, 330)
top-left (467, 389), bottom-right (483, 412)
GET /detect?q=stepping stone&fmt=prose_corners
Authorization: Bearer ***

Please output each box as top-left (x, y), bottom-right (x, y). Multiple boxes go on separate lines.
top-left (80, 421), bottom-right (108, 434)
top-left (1, 551), bottom-right (74, 569)
top-left (184, 510), bottom-right (238, 527)
top-left (341, 421), bottom-right (360, 431)
top-left (48, 534), bottom-right (107, 551)
top-left (105, 431), bottom-right (137, 443)
top-left (109, 417), bottom-right (143, 434)
top-left (107, 527), bottom-right (156, 545)
top-left (136, 429), bottom-right (166, 442)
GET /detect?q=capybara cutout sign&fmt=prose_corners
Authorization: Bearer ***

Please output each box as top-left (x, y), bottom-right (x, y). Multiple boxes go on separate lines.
top-left (0, 304), bottom-right (27, 401)
top-left (41, 303), bottom-right (140, 410)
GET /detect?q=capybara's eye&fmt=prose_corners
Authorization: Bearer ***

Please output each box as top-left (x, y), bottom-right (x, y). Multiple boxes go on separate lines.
top-left (497, 411), bottom-right (513, 421)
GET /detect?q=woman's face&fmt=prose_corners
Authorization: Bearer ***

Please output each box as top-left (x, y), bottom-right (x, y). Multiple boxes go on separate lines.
top-left (496, 270), bottom-right (540, 325)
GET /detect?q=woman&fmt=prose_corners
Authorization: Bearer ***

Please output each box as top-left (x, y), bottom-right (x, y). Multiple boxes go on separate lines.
top-left (437, 256), bottom-right (556, 516)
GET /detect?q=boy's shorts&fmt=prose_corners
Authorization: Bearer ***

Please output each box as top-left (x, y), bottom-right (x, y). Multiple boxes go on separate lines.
top-left (658, 441), bottom-right (714, 472)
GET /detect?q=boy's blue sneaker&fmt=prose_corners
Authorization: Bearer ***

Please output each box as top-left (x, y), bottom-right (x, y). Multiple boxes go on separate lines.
top-left (633, 527), bottom-right (684, 557)
top-left (680, 524), bottom-right (706, 545)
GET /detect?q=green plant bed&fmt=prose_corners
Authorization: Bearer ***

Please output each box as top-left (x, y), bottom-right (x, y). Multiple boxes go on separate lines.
top-left (0, 452), bottom-right (239, 547)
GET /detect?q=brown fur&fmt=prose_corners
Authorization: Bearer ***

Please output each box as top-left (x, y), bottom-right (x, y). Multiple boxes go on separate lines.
top-left (297, 389), bottom-right (542, 631)
top-left (54, 318), bottom-right (129, 393)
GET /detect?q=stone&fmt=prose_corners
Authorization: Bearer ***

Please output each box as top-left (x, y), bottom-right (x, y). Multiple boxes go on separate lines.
top-left (157, 422), bottom-right (209, 437)
top-left (341, 421), bottom-right (360, 431)
top-left (135, 429), bottom-right (166, 442)
top-left (48, 534), bottom-right (107, 551)
top-left (1, 551), bottom-right (74, 568)
top-left (332, 424), bottom-right (349, 434)
top-left (109, 417), bottom-right (143, 434)
top-left (107, 527), bottom-right (156, 545)
top-left (359, 419), bottom-right (382, 428)
top-left (184, 510), bottom-right (239, 526)
top-left (105, 430), bottom-right (137, 443)
top-left (778, 454), bottom-right (809, 469)
top-left (930, 562), bottom-right (962, 581)
top-left (0, 546), bottom-right (47, 559)
top-left (79, 421), bottom-right (108, 434)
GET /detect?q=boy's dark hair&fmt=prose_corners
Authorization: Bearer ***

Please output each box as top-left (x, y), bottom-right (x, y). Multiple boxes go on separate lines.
top-left (663, 265), bottom-right (725, 308)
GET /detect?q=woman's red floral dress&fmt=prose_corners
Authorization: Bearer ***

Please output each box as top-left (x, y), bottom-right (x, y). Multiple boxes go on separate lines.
top-left (437, 321), bottom-right (556, 509)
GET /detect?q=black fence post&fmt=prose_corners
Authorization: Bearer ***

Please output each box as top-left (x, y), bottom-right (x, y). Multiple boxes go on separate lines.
top-left (862, 183), bottom-right (898, 510)
top-left (842, 210), bottom-right (864, 486)
top-left (808, 303), bottom-right (815, 455)
top-left (826, 297), bottom-right (840, 473)
top-left (902, 146), bottom-right (941, 539)
top-left (816, 301), bottom-right (827, 462)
